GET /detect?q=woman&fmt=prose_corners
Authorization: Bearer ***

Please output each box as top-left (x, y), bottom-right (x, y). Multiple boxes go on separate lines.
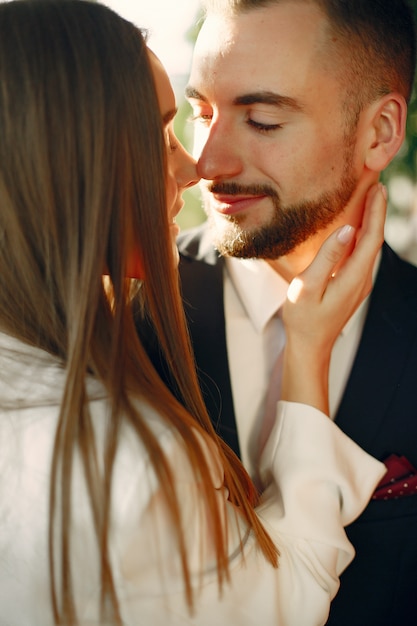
top-left (0, 1), bottom-right (385, 625)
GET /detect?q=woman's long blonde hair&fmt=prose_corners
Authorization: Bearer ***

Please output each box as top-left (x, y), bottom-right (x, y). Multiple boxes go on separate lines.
top-left (0, 1), bottom-right (277, 622)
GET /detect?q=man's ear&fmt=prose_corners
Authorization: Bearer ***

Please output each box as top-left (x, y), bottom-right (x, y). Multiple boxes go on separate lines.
top-left (364, 93), bottom-right (407, 172)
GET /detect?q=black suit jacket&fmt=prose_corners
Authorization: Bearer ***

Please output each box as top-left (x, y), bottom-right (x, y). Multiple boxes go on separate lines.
top-left (178, 223), bottom-right (417, 626)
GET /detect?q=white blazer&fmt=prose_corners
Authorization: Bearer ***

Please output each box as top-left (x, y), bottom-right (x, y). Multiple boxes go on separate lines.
top-left (0, 332), bottom-right (385, 625)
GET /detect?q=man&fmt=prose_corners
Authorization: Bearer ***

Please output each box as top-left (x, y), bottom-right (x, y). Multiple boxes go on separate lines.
top-left (177, 1), bottom-right (417, 625)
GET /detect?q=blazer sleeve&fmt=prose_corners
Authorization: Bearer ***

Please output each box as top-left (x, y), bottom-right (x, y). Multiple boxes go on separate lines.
top-left (92, 402), bottom-right (386, 626)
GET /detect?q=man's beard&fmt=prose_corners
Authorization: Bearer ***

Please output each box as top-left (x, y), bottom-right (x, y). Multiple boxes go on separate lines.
top-left (204, 152), bottom-right (358, 260)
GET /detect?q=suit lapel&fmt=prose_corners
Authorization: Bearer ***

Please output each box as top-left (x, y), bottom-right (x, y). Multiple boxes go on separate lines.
top-left (179, 227), bottom-right (241, 455)
top-left (179, 230), bottom-right (417, 461)
top-left (335, 244), bottom-right (417, 454)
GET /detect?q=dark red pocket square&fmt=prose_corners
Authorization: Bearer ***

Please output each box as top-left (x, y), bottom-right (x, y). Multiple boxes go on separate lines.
top-left (373, 454), bottom-right (417, 500)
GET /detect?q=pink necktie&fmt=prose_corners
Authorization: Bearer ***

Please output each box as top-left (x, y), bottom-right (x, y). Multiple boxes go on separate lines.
top-left (254, 343), bottom-right (285, 493)
top-left (258, 348), bottom-right (284, 458)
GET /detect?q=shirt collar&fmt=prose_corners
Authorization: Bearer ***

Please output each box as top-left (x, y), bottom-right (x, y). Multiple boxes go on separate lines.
top-left (225, 250), bottom-right (382, 337)
top-left (225, 257), bottom-right (288, 333)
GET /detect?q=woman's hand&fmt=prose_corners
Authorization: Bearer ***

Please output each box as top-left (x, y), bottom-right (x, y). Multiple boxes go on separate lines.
top-left (281, 183), bottom-right (387, 414)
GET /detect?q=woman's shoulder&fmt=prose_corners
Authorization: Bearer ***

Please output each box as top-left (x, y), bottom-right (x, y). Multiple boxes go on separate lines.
top-left (87, 398), bottom-right (222, 530)
top-left (111, 400), bottom-right (224, 502)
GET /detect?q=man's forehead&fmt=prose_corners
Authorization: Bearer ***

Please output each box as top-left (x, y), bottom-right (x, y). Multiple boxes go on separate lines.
top-left (190, 4), bottom-right (330, 102)
top-left (193, 14), bottom-right (237, 62)
top-left (194, 3), bottom-right (327, 64)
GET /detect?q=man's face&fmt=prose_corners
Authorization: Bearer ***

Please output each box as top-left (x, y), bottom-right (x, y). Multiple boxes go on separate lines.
top-left (186, 2), bottom-right (361, 260)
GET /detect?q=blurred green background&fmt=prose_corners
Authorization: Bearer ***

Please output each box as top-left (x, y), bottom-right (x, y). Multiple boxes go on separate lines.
top-left (174, 1), bottom-right (417, 266)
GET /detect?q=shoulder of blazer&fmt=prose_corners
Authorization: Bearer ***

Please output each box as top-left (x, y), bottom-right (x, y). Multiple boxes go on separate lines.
top-left (381, 241), bottom-right (417, 283)
top-left (177, 223), bottom-right (225, 309)
top-left (178, 222), bottom-right (224, 266)
top-left (176, 223), bottom-right (240, 454)
top-left (371, 242), bottom-right (417, 319)
top-left (335, 242), bottom-right (417, 457)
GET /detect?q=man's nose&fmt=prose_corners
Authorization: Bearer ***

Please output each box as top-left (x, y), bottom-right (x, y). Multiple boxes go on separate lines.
top-left (195, 122), bottom-right (243, 181)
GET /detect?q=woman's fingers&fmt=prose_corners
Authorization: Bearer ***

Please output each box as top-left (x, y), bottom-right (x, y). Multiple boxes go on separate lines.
top-left (281, 183), bottom-right (386, 413)
top-left (286, 224), bottom-right (355, 304)
top-left (284, 183), bottom-right (387, 343)
top-left (357, 182), bottom-right (387, 245)
top-left (333, 183), bottom-right (386, 299)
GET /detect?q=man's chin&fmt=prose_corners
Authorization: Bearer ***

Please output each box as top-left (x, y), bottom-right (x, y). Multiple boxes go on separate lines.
top-left (207, 215), bottom-right (247, 255)
top-left (213, 229), bottom-right (263, 259)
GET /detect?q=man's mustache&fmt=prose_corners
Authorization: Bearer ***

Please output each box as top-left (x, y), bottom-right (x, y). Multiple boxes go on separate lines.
top-left (208, 181), bottom-right (279, 200)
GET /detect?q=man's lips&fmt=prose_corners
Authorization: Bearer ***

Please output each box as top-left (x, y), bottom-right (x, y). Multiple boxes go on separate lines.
top-left (211, 193), bottom-right (268, 215)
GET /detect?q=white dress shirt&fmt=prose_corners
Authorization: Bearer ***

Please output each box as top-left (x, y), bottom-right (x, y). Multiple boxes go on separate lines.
top-left (224, 256), bottom-right (374, 478)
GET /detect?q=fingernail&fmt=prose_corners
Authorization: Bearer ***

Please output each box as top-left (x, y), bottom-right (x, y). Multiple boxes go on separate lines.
top-left (379, 183), bottom-right (387, 200)
top-left (337, 224), bottom-right (355, 244)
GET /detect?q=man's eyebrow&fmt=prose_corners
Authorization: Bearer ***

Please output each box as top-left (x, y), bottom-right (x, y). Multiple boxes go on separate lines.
top-left (185, 86), bottom-right (207, 101)
top-left (162, 108), bottom-right (178, 124)
top-left (185, 87), bottom-right (303, 112)
top-left (234, 91), bottom-right (304, 111)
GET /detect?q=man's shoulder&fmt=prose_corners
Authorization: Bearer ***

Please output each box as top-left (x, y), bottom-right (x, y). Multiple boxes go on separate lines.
top-left (378, 243), bottom-right (417, 294)
top-left (177, 221), bottom-right (222, 266)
